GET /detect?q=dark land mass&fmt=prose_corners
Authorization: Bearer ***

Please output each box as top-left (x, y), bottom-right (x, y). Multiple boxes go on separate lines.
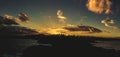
top-left (0, 34), bottom-right (120, 57)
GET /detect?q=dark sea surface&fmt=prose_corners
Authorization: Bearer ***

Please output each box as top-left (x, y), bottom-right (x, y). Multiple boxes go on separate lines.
top-left (0, 38), bottom-right (120, 57)
top-left (93, 40), bottom-right (120, 50)
top-left (0, 39), bottom-right (38, 57)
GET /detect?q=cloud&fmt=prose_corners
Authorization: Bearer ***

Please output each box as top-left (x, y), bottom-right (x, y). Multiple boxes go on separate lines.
top-left (18, 12), bottom-right (30, 22)
top-left (63, 25), bottom-right (102, 33)
top-left (0, 25), bottom-right (39, 35)
top-left (101, 18), bottom-right (119, 29)
top-left (86, 0), bottom-right (112, 14)
top-left (0, 12), bottom-right (30, 25)
top-left (0, 13), bottom-right (39, 36)
top-left (57, 10), bottom-right (67, 23)
top-left (0, 14), bottom-right (19, 25)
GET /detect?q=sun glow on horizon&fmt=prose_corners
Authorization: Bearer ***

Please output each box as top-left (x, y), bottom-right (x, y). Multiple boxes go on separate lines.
top-left (35, 27), bottom-right (120, 37)
top-left (18, 18), bottom-right (120, 38)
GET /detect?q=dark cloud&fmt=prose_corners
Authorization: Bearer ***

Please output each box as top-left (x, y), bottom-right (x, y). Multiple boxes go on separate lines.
top-left (0, 25), bottom-right (39, 36)
top-left (63, 25), bottom-right (102, 33)
top-left (18, 12), bottom-right (30, 22)
top-left (0, 12), bottom-right (30, 25)
top-left (0, 13), bottom-right (39, 36)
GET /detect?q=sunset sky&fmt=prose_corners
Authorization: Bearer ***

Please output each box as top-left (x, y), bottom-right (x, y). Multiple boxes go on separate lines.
top-left (0, 0), bottom-right (120, 37)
